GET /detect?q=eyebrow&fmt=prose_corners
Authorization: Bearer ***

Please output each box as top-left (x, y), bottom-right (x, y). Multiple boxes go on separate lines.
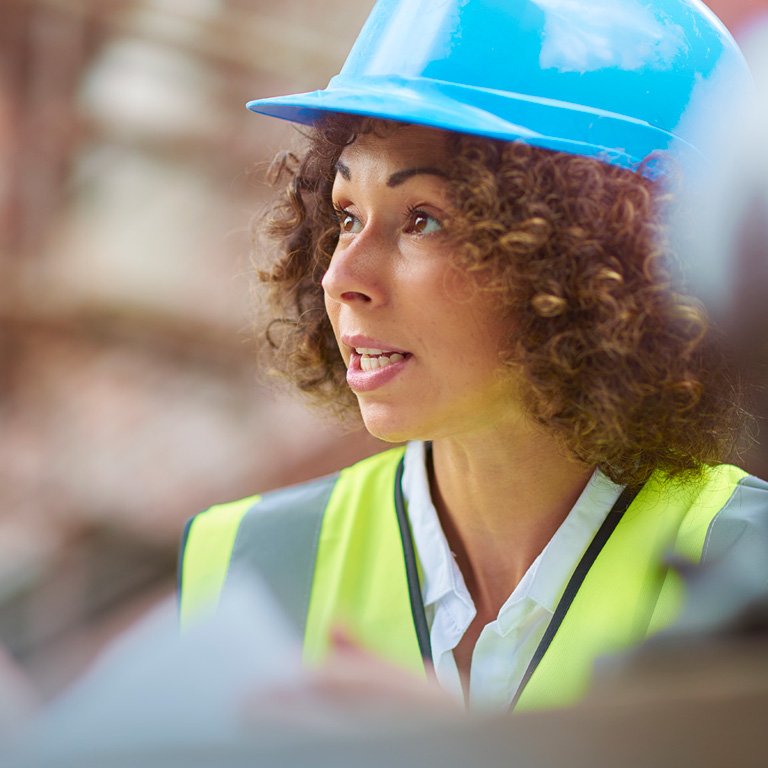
top-left (334, 161), bottom-right (351, 180)
top-left (387, 166), bottom-right (448, 187)
top-left (334, 161), bottom-right (448, 187)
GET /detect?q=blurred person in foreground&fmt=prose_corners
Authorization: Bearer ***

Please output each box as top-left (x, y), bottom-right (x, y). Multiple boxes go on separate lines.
top-left (655, 3), bottom-right (768, 629)
top-left (679, 7), bottom-right (768, 388)
top-left (178, 0), bottom-right (768, 715)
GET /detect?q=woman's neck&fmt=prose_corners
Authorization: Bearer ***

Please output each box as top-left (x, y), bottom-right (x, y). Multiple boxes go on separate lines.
top-left (428, 427), bottom-right (593, 617)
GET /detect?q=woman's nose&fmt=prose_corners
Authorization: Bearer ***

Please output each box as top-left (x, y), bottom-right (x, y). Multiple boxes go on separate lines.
top-left (321, 233), bottom-right (387, 306)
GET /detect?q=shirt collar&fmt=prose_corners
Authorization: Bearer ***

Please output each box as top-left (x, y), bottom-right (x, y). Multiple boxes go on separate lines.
top-left (525, 469), bottom-right (623, 612)
top-left (401, 440), bottom-right (624, 618)
top-left (401, 441), bottom-right (462, 608)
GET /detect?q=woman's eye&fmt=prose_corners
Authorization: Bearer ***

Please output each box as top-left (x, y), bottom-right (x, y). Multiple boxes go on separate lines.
top-left (409, 211), bottom-right (442, 235)
top-left (335, 208), bottom-right (362, 234)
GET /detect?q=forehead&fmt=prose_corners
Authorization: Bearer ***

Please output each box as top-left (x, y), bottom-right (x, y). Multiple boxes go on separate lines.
top-left (337, 124), bottom-right (451, 171)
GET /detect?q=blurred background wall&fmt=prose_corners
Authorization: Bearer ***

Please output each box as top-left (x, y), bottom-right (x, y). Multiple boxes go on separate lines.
top-left (0, 0), bottom-right (381, 698)
top-left (0, 0), bottom-right (763, 700)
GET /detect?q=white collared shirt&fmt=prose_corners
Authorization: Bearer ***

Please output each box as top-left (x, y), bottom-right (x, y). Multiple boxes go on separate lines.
top-left (401, 440), bottom-right (623, 711)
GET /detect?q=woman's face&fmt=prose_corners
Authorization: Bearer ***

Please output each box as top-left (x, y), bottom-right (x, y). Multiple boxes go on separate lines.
top-left (323, 124), bottom-right (520, 443)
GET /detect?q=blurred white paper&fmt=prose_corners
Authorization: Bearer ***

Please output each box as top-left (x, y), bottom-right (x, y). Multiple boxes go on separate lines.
top-left (4, 569), bottom-right (303, 765)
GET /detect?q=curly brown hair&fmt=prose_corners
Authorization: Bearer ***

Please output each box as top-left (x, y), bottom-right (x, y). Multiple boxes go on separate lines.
top-left (256, 115), bottom-right (744, 487)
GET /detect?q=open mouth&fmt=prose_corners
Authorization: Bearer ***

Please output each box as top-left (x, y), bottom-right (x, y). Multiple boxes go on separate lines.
top-left (354, 347), bottom-right (410, 371)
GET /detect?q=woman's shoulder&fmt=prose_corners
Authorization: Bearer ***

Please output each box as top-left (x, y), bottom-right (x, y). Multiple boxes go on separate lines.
top-left (189, 444), bottom-right (407, 529)
top-left (178, 445), bottom-right (409, 627)
top-left (644, 463), bottom-right (767, 502)
top-left (697, 465), bottom-right (768, 565)
top-left (640, 463), bottom-right (768, 565)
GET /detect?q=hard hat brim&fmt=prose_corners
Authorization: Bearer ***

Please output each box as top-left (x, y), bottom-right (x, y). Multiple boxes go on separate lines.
top-left (247, 75), bottom-right (694, 172)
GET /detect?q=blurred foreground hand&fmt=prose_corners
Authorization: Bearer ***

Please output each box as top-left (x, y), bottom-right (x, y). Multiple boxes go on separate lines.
top-left (0, 644), bottom-right (37, 736)
top-left (244, 626), bottom-right (460, 734)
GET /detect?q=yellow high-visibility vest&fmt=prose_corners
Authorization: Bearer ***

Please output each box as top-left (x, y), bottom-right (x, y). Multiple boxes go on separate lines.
top-left (179, 446), bottom-right (766, 711)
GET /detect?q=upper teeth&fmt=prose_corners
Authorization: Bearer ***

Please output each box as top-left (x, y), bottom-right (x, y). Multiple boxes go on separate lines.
top-left (355, 348), bottom-right (406, 371)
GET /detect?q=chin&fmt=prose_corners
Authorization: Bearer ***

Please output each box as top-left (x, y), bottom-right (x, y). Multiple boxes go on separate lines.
top-left (361, 420), bottom-right (415, 444)
top-left (359, 403), bottom-right (428, 444)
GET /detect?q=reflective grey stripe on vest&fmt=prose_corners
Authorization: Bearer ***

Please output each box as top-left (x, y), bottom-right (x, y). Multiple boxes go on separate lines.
top-left (222, 473), bottom-right (339, 636)
top-left (702, 473), bottom-right (768, 589)
top-left (667, 473), bottom-right (768, 635)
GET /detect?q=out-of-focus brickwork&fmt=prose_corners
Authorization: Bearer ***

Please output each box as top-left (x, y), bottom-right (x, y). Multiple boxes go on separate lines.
top-left (0, 0), bottom-right (380, 697)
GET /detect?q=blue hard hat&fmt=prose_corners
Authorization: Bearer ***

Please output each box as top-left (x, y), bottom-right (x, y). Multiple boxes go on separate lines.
top-left (246, 0), bottom-right (751, 173)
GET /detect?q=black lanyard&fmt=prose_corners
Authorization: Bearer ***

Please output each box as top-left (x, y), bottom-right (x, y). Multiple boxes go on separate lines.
top-left (392, 455), bottom-right (641, 710)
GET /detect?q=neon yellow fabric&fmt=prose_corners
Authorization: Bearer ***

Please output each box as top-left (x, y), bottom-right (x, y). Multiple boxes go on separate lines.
top-left (179, 455), bottom-right (746, 710)
top-left (179, 493), bottom-right (260, 629)
top-left (517, 464), bottom-right (746, 710)
top-left (302, 446), bottom-right (424, 673)
top-left (646, 463), bottom-right (747, 636)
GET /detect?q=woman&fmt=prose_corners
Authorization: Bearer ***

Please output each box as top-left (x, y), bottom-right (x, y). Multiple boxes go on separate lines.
top-left (179, 0), bottom-right (768, 712)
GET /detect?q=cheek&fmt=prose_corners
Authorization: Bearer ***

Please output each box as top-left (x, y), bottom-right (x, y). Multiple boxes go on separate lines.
top-left (324, 290), bottom-right (338, 324)
top-left (462, 305), bottom-right (509, 368)
top-left (443, 264), bottom-right (480, 303)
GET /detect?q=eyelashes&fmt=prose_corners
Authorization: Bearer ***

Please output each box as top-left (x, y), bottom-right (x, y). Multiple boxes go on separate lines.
top-left (332, 203), bottom-right (361, 234)
top-left (331, 202), bottom-right (348, 223)
top-left (331, 203), bottom-right (443, 235)
top-left (405, 204), bottom-right (444, 235)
